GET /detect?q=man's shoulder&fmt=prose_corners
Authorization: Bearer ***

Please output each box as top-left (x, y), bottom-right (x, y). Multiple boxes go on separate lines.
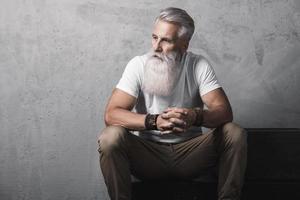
top-left (128, 53), bottom-right (148, 65)
top-left (122, 54), bottom-right (149, 76)
top-left (123, 54), bottom-right (148, 73)
top-left (185, 52), bottom-right (211, 69)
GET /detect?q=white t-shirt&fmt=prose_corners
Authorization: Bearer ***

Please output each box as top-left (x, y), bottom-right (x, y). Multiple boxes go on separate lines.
top-left (116, 51), bottom-right (221, 143)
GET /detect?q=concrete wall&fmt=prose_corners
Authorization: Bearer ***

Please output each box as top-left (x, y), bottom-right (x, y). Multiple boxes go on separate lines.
top-left (0, 0), bottom-right (299, 199)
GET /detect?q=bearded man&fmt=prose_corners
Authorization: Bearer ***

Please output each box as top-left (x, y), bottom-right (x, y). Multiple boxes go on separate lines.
top-left (98, 7), bottom-right (247, 200)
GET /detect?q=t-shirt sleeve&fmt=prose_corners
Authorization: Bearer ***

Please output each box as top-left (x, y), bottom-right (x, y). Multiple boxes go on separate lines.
top-left (195, 58), bottom-right (221, 96)
top-left (116, 56), bottom-right (142, 98)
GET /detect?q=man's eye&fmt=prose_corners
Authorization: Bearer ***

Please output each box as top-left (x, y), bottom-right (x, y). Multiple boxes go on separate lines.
top-left (163, 39), bottom-right (173, 43)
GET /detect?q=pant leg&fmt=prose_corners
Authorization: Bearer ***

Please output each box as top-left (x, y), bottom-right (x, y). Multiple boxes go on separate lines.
top-left (98, 126), bottom-right (132, 200)
top-left (172, 122), bottom-right (247, 200)
top-left (98, 125), bottom-right (174, 200)
top-left (216, 122), bottom-right (247, 200)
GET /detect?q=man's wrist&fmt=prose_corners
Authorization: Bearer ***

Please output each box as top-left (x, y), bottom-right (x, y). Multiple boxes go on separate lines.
top-left (193, 107), bottom-right (203, 126)
top-left (144, 114), bottom-right (159, 130)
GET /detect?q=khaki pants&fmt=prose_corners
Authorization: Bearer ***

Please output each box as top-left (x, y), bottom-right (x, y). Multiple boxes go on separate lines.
top-left (98, 122), bottom-right (247, 200)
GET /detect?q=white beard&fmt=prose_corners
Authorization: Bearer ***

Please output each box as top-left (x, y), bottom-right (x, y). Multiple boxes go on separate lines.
top-left (142, 50), bottom-right (182, 96)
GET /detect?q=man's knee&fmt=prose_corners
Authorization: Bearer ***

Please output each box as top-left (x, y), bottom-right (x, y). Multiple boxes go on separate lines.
top-left (221, 122), bottom-right (247, 149)
top-left (98, 125), bottom-right (128, 153)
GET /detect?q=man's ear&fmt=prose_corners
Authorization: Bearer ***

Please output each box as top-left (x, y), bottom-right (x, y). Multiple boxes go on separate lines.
top-left (180, 40), bottom-right (189, 53)
top-left (183, 41), bottom-right (189, 51)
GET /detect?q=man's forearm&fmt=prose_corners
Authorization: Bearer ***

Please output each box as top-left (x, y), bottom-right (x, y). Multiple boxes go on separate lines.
top-left (201, 106), bottom-right (233, 128)
top-left (105, 108), bottom-right (146, 131)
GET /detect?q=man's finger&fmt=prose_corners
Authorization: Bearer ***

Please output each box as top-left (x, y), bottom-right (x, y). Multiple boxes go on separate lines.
top-left (169, 118), bottom-right (186, 127)
top-left (164, 107), bottom-right (187, 115)
top-left (160, 122), bottom-right (174, 129)
top-left (161, 112), bottom-right (186, 120)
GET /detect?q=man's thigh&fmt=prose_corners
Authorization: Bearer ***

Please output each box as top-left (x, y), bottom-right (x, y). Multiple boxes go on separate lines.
top-left (171, 129), bottom-right (220, 179)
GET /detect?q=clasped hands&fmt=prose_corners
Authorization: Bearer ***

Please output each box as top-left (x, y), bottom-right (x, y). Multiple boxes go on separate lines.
top-left (156, 107), bottom-right (197, 134)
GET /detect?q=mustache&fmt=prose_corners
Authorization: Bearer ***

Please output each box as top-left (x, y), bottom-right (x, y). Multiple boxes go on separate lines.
top-left (148, 50), bottom-right (180, 63)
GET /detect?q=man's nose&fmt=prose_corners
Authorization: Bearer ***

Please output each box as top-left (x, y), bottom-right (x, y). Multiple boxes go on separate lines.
top-left (153, 40), bottom-right (162, 52)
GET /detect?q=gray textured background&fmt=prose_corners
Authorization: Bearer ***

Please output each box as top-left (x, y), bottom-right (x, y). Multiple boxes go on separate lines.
top-left (0, 0), bottom-right (299, 199)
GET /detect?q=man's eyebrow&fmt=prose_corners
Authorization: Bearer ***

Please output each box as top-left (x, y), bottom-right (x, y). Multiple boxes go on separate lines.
top-left (151, 34), bottom-right (176, 42)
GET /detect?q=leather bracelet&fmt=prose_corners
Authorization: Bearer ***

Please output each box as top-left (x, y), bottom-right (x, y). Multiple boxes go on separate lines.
top-left (144, 114), bottom-right (159, 130)
top-left (193, 107), bottom-right (203, 126)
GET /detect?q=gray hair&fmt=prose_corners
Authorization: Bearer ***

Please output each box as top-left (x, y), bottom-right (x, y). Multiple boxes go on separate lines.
top-left (156, 7), bottom-right (195, 42)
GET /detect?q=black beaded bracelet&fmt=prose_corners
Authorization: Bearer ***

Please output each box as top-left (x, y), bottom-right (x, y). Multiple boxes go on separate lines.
top-left (144, 114), bottom-right (159, 130)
